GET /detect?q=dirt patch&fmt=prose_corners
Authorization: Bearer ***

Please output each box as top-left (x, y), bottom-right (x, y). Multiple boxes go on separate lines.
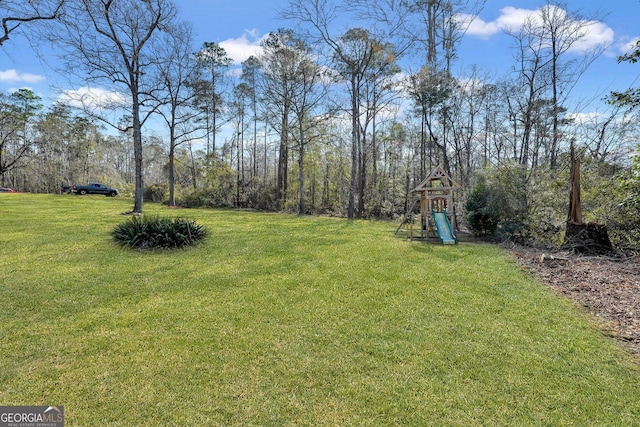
top-left (507, 245), bottom-right (640, 354)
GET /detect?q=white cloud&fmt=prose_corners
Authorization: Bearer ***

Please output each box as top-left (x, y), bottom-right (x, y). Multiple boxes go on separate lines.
top-left (456, 77), bottom-right (485, 93)
top-left (218, 29), bottom-right (265, 64)
top-left (458, 14), bottom-right (500, 40)
top-left (567, 110), bottom-right (636, 128)
top-left (615, 37), bottom-right (640, 57)
top-left (462, 5), bottom-right (614, 53)
top-left (568, 20), bottom-right (615, 54)
top-left (566, 111), bottom-right (605, 124)
top-left (461, 7), bottom-right (540, 39)
top-left (0, 69), bottom-right (45, 84)
top-left (495, 6), bottom-right (542, 31)
top-left (58, 87), bottom-right (127, 111)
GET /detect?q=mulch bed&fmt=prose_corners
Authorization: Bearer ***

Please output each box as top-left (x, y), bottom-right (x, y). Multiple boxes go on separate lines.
top-left (507, 245), bottom-right (640, 355)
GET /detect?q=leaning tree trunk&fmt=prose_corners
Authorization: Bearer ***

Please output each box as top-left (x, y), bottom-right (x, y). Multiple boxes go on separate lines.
top-left (563, 144), bottom-right (612, 254)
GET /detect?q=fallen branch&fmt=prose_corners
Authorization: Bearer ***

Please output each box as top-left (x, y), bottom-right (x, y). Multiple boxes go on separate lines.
top-left (539, 253), bottom-right (569, 264)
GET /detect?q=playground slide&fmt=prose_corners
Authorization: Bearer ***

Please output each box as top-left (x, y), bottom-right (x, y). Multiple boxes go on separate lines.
top-left (432, 210), bottom-right (457, 245)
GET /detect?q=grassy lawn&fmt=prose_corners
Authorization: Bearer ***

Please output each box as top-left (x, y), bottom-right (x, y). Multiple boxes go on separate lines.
top-left (1, 194), bottom-right (639, 426)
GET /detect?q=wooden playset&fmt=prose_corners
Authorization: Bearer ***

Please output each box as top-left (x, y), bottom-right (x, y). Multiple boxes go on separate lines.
top-left (397, 166), bottom-right (461, 244)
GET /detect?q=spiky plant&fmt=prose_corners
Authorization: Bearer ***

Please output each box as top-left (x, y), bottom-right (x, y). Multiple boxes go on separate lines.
top-left (113, 215), bottom-right (207, 250)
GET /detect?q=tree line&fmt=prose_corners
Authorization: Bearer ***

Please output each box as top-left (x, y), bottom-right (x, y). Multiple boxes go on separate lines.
top-left (1, 0), bottom-right (639, 249)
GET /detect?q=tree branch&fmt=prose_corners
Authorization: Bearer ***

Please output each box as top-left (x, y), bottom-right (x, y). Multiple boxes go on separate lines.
top-left (0, 1), bottom-right (64, 46)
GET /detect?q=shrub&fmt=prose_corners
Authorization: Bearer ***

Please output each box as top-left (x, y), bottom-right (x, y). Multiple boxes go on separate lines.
top-left (113, 215), bottom-right (207, 250)
top-left (176, 187), bottom-right (235, 209)
top-left (176, 189), bottom-right (207, 208)
top-left (465, 178), bottom-right (501, 235)
top-left (144, 184), bottom-right (168, 203)
top-left (607, 160), bottom-right (640, 253)
top-left (466, 165), bottom-right (537, 242)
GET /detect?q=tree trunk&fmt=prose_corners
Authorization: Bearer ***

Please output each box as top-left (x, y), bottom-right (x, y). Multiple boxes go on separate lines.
top-left (357, 133), bottom-right (366, 218)
top-left (298, 140), bottom-right (305, 215)
top-left (567, 144), bottom-right (582, 224)
top-left (348, 75), bottom-right (359, 219)
top-left (276, 104), bottom-right (289, 210)
top-left (168, 142), bottom-right (175, 207)
top-left (132, 96), bottom-right (144, 214)
top-left (563, 145), bottom-right (612, 253)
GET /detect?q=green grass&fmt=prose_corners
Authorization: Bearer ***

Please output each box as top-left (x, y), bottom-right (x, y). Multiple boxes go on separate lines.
top-left (1, 194), bottom-right (639, 426)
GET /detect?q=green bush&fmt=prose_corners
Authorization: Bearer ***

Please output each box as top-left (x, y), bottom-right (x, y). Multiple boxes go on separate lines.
top-left (607, 158), bottom-right (640, 253)
top-left (144, 184), bottom-right (168, 203)
top-left (113, 215), bottom-right (207, 250)
top-left (465, 165), bottom-right (534, 242)
top-left (465, 178), bottom-right (501, 235)
top-left (176, 185), bottom-right (235, 209)
top-left (175, 189), bottom-right (207, 208)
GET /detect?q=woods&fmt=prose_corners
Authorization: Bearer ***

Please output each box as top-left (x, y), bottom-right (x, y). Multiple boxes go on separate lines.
top-left (1, 0), bottom-right (639, 251)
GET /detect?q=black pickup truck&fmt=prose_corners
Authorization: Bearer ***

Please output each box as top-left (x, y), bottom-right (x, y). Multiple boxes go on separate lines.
top-left (71, 183), bottom-right (119, 197)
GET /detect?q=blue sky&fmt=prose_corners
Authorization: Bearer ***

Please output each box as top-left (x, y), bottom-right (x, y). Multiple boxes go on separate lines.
top-left (1, 0), bottom-right (639, 119)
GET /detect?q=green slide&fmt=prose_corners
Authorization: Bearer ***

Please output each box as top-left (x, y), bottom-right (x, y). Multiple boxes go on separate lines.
top-left (432, 210), bottom-right (457, 245)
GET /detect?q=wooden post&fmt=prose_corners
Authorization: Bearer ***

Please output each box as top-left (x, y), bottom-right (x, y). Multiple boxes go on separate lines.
top-left (410, 220), bottom-right (413, 241)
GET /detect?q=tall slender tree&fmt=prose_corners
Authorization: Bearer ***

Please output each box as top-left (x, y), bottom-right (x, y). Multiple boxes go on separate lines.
top-left (151, 21), bottom-right (198, 207)
top-left (409, 67), bottom-right (453, 178)
top-left (287, 44), bottom-right (326, 215)
top-left (54, 0), bottom-right (178, 213)
top-left (258, 29), bottom-right (302, 210)
top-left (356, 38), bottom-right (400, 216)
top-left (332, 28), bottom-right (382, 218)
top-left (506, 2), bottom-right (605, 169)
top-left (241, 56), bottom-right (262, 179)
top-left (539, 2), bottom-right (604, 168)
top-left (194, 42), bottom-right (233, 161)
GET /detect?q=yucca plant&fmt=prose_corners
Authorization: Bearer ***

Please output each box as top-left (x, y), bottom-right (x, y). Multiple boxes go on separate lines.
top-left (113, 215), bottom-right (207, 249)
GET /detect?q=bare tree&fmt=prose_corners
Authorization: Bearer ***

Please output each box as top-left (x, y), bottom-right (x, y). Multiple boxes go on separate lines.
top-left (258, 29), bottom-right (301, 210)
top-left (506, 2), bottom-right (605, 169)
top-left (571, 105), bottom-right (639, 164)
top-left (404, 1), bottom-right (485, 184)
top-left (446, 70), bottom-right (487, 185)
top-left (333, 28), bottom-right (388, 218)
top-left (284, 0), bottom-right (388, 218)
top-left (0, 0), bottom-right (64, 46)
top-left (241, 56), bottom-right (261, 180)
top-left (334, 0), bottom-right (484, 69)
top-left (151, 21), bottom-right (199, 207)
top-left (539, 2), bottom-right (605, 168)
top-left (230, 82), bottom-right (250, 205)
top-left (408, 67), bottom-right (453, 178)
top-left (288, 44), bottom-right (327, 215)
top-left (356, 38), bottom-right (401, 216)
top-left (53, 0), bottom-right (178, 213)
top-left (505, 16), bottom-right (551, 169)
